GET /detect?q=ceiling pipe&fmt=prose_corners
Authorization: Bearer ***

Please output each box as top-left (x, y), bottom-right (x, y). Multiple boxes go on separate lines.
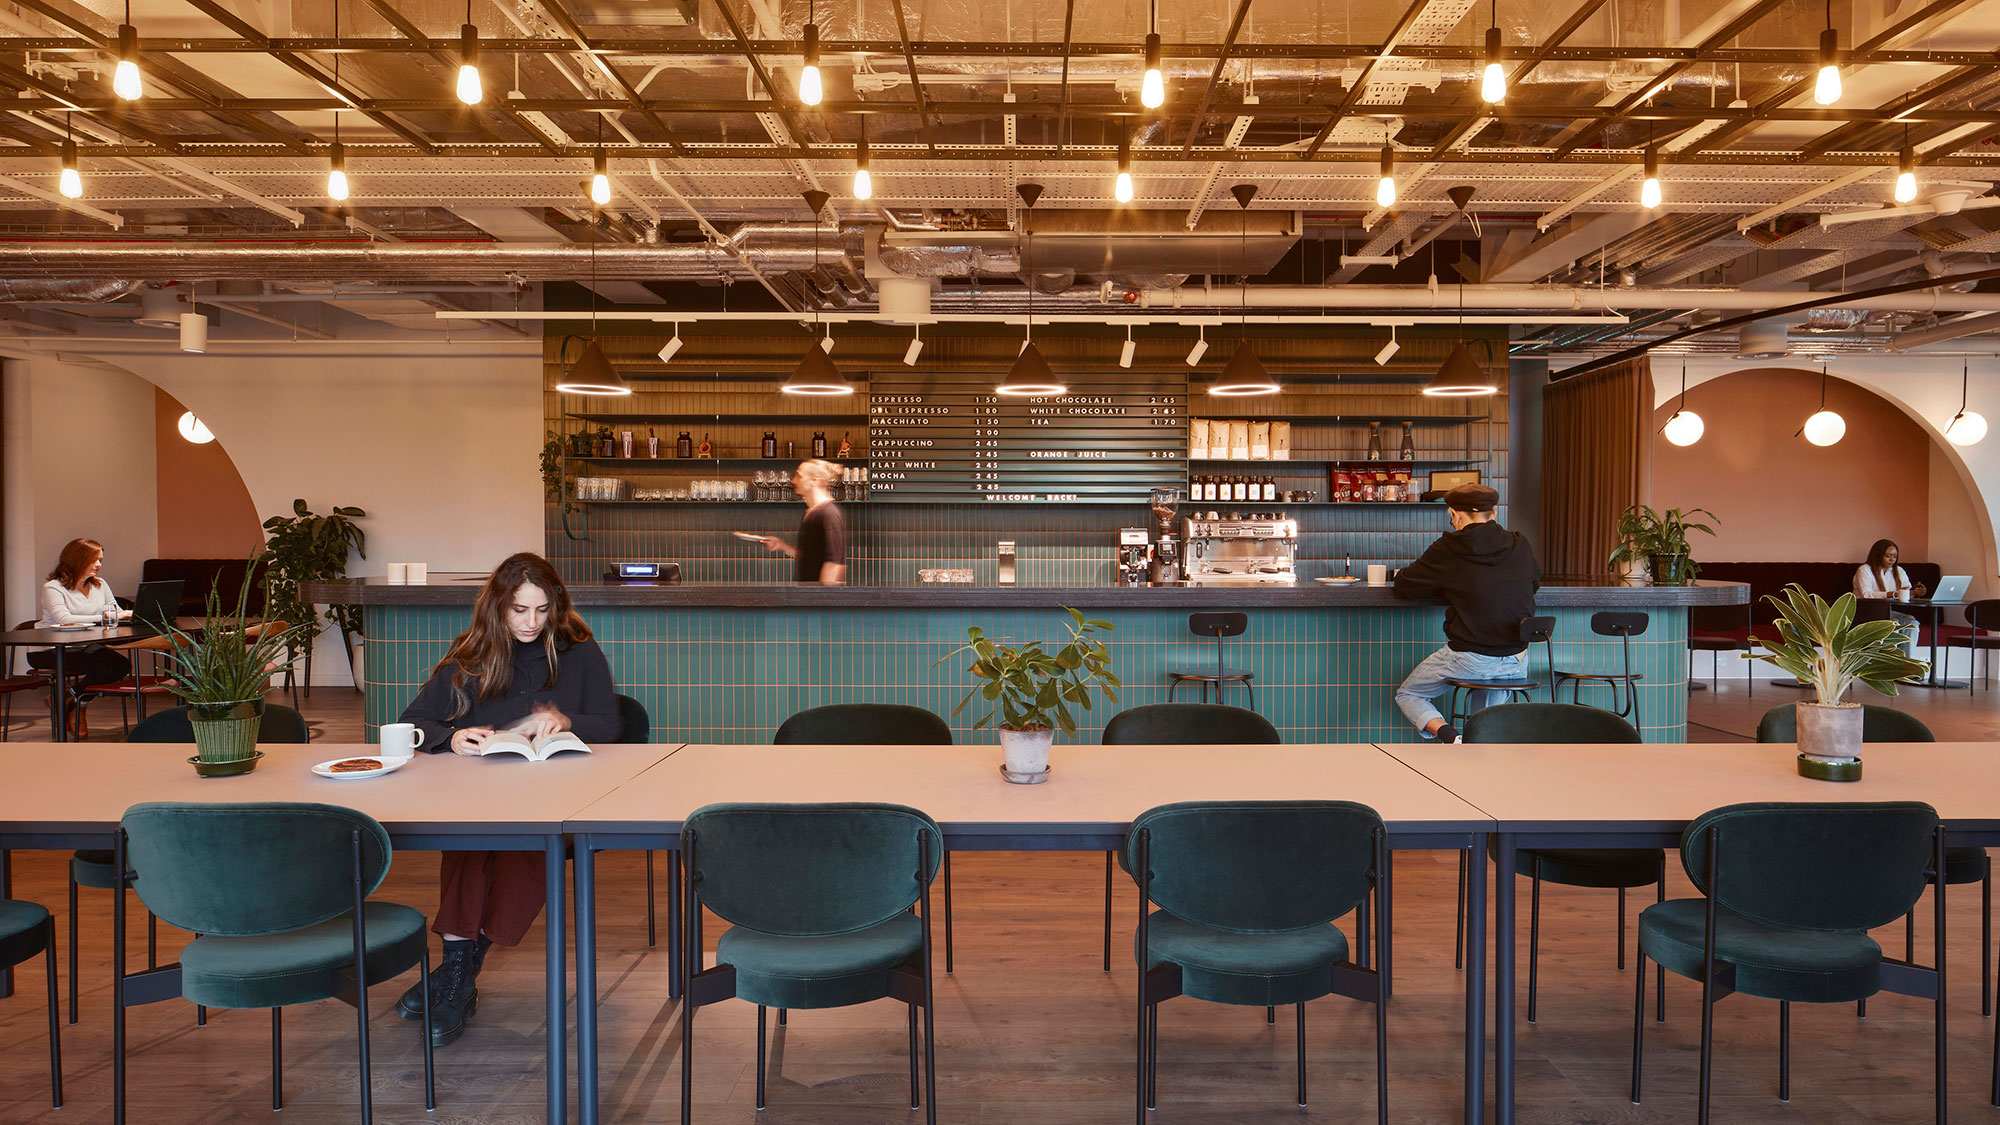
top-left (1888, 311), bottom-right (2000, 351)
top-left (1133, 283), bottom-right (2000, 314)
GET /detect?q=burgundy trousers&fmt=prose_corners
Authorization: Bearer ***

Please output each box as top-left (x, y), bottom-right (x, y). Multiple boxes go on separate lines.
top-left (431, 850), bottom-right (546, 946)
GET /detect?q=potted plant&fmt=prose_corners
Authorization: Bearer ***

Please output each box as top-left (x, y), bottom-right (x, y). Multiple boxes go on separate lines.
top-left (1748, 584), bottom-right (1928, 780)
top-left (154, 573), bottom-right (311, 776)
top-left (261, 499), bottom-right (367, 686)
top-left (567, 429), bottom-right (593, 457)
top-left (940, 608), bottom-right (1119, 783)
top-left (1606, 504), bottom-right (1719, 587)
top-left (596, 424), bottom-right (615, 457)
top-left (540, 432), bottom-right (573, 510)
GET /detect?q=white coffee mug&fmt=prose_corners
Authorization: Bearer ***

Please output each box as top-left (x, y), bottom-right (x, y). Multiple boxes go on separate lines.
top-left (386, 562), bottom-right (410, 584)
top-left (379, 722), bottom-right (423, 759)
top-left (1366, 563), bottom-right (1389, 586)
top-left (407, 562), bottom-right (428, 584)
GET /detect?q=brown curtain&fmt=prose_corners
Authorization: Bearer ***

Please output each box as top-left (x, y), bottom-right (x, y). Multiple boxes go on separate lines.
top-left (1540, 357), bottom-right (1654, 582)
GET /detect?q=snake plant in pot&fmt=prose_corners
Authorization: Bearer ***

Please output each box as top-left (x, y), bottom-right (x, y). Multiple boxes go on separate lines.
top-left (940, 608), bottom-right (1118, 783)
top-left (1748, 583), bottom-right (1929, 780)
top-left (154, 570), bottom-right (310, 776)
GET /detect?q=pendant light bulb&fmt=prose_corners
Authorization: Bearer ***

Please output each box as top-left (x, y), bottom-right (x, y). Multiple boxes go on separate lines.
top-left (1140, 33), bottom-right (1165, 108)
top-left (326, 142), bottom-right (349, 202)
top-left (1814, 27), bottom-right (1841, 105)
top-left (799, 23), bottom-right (823, 106)
top-left (852, 140), bottom-right (872, 200)
top-left (1662, 410), bottom-right (1705, 446)
top-left (456, 24), bottom-right (483, 104)
top-left (1376, 145), bottom-right (1397, 208)
top-left (113, 24), bottom-right (143, 100)
top-left (590, 147), bottom-right (611, 206)
top-left (1480, 25), bottom-right (1505, 104)
top-left (1946, 363), bottom-right (1987, 446)
top-left (58, 135), bottom-right (80, 199)
top-left (1640, 150), bottom-right (1662, 210)
top-left (1894, 146), bottom-right (1918, 204)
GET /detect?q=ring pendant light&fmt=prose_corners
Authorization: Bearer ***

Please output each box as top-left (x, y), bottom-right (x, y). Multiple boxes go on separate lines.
top-left (1210, 184), bottom-right (1280, 397)
top-left (997, 183), bottom-right (1064, 397)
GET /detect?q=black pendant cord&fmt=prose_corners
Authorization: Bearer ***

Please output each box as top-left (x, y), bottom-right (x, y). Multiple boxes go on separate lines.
top-left (1025, 204), bottom-right (1034, 347)
top-left (1820, 366), bottom-right (1829, 410)
top-left (1959, 361), bottom-right (1971, 417)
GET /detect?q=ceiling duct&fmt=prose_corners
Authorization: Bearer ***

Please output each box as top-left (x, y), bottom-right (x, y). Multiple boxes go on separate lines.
top-left (1737, 319), bottom-right (1790, 359)
top-left (1800, 308), bottom-right (1866, 332)
top-left (134, 288), bottom-right (191, 327)
top-left (0, 280), bottom-right (141, 304)
top-left (876, 277), bottom-right (932, 324)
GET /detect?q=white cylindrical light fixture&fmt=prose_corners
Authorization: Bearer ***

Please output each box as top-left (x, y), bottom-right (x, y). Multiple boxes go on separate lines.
top-left (179, 311), bottom-right (207, 353)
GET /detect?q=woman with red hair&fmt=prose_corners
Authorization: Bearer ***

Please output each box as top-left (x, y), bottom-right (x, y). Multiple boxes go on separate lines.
top-left (30, 539), bottom-right (134, 732)
top-left (393, 551), bottom-right (621, 1046)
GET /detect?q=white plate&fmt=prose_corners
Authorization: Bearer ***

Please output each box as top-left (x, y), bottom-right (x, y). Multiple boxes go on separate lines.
top-left (49, 622), bottom-right (94, 630)
top-left (1316, 576), bottom-right (1362, 585)
top-left (311, 755), bottom-right (410, 780)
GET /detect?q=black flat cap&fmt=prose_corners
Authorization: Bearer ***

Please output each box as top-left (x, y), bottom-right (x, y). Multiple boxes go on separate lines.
top-left (1445, 483), bottom-right (1499, 512)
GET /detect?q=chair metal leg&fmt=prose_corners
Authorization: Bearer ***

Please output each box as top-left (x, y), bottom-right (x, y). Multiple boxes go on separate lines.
top-left (755, 1005), bottom-right (767, 1109)
top-left (1295, 1002), bottom-right (1306, 1107)
top-left (1103, 850), bottom-right (1114, 973)
top-left (666, 850), bottom-right (682, 1000)
top-left (1528, 863), bottom-right (1541, 1024)
top-left (1357, 893), bottom-right (1371, 969)
top-left (419, 953), bottom-right (435, 1111)
top-left (272, 1007), bottom-right (283, 1110)
top-left (1265, 1004), bottom-right (1274, 1024)
top-left (1618, 886), bottom-right (1627, 971)
top-left (1983, 866), bottom-right (1992, 1019)
top-left (1245, 677), bottom-right (1254, 711)
top-left (943, 849), bottom-right (954, 974)
top-left (778, 1008), bottom-right (786, 1026)
top-left (908, 1004), bottom-right (919, 1109)
top-left (1778, 1001), bottom-right (1790, 1102)
top-left (1935, 830), bottom-right (1949, 1125)
top-left (66, 875), bottom-right (76, 1024)
top-left (1657, 861), bottom-right (1667, 1023)
top-left (645, 851), bottom-right (655, 949)
top-left (1147, 1004), bottom-right (1158, 1110)
top-left (43, 927), bottom-right (61, 1108)
top-left (1630, 954), bottom-right (1646, 1104)
top-left (1907, 906), bottom-right (1917, 961)
top-left (1454, 850), bottom-right (1467, 971)
top-left (147, 911), bottom-right (156, 969)
top-left (196, 1004), bottom-right (206, 1027)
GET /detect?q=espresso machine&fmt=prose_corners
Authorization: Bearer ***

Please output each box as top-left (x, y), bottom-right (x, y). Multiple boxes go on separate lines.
top-left (1147, 488), bottom-right (1183, 585)
top-left (1116, 527), bottom-right (1151, 586)
top-left (1184, 513), bottom-right (1301, 585)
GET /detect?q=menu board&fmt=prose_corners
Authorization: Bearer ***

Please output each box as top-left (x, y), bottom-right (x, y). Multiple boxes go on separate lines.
top-left (867, 372), bottom-right (1189, 503)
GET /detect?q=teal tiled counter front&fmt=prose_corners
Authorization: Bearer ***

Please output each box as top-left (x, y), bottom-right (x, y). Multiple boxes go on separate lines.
top-left (352, 595), bottom-right (1713, 745)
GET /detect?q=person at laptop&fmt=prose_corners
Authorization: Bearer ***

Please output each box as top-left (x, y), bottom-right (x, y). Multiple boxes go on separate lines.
top-left (1854, 538), bottom-right (1923, 656)
top-left (393, 552), bottom-right (622, 1049)
top-left (31, 538), bottom-right (133, 734)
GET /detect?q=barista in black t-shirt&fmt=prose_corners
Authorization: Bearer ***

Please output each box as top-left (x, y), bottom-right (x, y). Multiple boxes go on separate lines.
top-left (753, 459), bottom-right (848, 583)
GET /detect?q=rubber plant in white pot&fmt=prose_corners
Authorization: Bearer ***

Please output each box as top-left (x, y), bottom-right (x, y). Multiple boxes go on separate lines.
top-left (942, 608), bottom-right (1118, 784)
top-left (1749, 583), bottom-right (1928, 780)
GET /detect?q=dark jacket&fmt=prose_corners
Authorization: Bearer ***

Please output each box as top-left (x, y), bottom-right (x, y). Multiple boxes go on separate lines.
top-left (1393, 520), bottom-right (1541, 656)
top-left (399, 637), bottom-right (622, 752)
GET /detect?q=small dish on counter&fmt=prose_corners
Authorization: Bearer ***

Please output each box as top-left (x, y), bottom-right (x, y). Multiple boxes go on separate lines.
top-left (1316, 576), bottom-right (1363, 585)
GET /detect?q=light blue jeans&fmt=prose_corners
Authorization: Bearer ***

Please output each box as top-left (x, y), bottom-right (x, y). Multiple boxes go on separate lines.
top-left (1396, 646), bottom-right (1528, 736)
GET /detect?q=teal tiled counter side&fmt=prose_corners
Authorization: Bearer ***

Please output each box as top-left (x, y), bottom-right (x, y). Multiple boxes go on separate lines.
top-left (362, 603), bottom-right (1689, 744)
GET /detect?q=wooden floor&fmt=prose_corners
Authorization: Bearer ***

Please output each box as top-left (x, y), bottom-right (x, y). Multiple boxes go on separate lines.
top-left (0, 682), bottom-right (1995, 1122)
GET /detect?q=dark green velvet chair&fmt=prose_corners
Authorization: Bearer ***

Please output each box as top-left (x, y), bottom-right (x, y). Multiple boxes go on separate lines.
top-left (70, 703), bottom-right (311, 1024)
top-left (0, 898), bottom-right (62, 1108)
top-left (773, 703), bottom-right (958, 978)
top-left (679, 802), bottom-right (943, 1123)
top-left (1755, 703), bottom-right (1990, 1016)
top-left (113, 801), bottom-right (435, 1125)
top-left (1632, 801), bottom-right (1945, 1121)
top-left (1101, 704), bottom-right (1284, 977)
top-left (1124, 801), bottom-right (1388, 1122)
top-left (1462, 702), bottom-right (1661, 1024)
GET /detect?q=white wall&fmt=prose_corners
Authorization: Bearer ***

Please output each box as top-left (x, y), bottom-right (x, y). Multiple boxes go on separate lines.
top-left (2, 356), bottom-right (159, 626)
top-left (3, 337), bottom-right (543, 684)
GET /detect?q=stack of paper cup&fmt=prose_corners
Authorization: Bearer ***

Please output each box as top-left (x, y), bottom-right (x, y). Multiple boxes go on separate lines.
top-left (407, 563), bottom-right (428, 584)
top-left (1366, 563), bottom-right (1389, 587)
top-left (386, 563), bottom-right (409, 584)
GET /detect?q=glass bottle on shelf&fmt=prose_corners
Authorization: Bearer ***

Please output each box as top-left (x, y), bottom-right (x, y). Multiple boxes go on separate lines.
top-left (647, 426), bottom-right (660, 458)
top-left (762, 431), bottom-right (778, 458)
top-left (1367, 422), bottom-right (1384, 461)
top-left (812, 431), bottom-right (827, 458)
top-left (837, 431), bottom-right (852, 458)
top-left (1262, 476), bottom-right (1276, 502)
top-left (676, 431), bottom-right (693, 458)
top-left (1399, 421), bottom-right (1415, 460)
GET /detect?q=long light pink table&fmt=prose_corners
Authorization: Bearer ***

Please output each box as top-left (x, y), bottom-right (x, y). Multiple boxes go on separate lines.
top-left (1383, 740), bottom-right (2000, 1125)
top-left (565, 742), bottom-right (1497, 1125)
top-left (0, 740), bottom-right (684, 1124)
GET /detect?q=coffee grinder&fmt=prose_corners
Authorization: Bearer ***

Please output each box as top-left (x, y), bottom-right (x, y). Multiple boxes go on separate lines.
top-left (1116, 527), bottom-right (1151, 586)
top-left (1147, 487), bottom-right (1183, 584)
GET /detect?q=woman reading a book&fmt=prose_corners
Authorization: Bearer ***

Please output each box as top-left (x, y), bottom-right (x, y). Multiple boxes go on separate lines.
top-left (395, 551), bottom-right (622, 1046)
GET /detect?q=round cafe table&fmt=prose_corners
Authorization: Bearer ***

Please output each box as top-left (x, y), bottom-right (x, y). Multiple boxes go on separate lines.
top-left (0, 618), bottom-right (226, 742)
top-left (1893, 599), bottom-right (1970, 689)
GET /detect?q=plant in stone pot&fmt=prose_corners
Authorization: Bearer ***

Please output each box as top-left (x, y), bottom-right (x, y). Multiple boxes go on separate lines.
top-left (1606, 504), bottom-right (1718, 587)
top-left (154, 572), bottom-right (311, 776)
top-left (1749, 583), bottom-right (1928, 780)
top-left (941, 608), bottom-right (1118, 783)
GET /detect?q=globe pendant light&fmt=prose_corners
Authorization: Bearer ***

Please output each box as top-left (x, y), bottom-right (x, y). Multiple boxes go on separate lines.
top-left (783, 189), bottom-right (854, 395)
top-left (1801, 366), bottom-right (1845, 446)
top-left (1210, 184), bottom-right (1278, 396)
top-left (1944, 361), bottom-right (1988, 446)
top-left (555, 221), bottom-right (630, 395)
top-left (1660, 363), bottom-right (1704, 446)
top-left (999, 184), bottom-right (1065, 397)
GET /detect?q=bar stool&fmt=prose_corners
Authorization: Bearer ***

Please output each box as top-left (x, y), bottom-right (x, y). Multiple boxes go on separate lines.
top-left (1442, 616), bottom-right (1556, 727)
top-left (1166, 612), bottom-right (1255, 709)
top-left (1553, 611), bottom-right (1649, 730)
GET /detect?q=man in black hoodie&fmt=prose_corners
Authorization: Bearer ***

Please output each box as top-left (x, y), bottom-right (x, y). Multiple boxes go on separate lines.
top-left (1391, 483), bottom-right (1540, 742)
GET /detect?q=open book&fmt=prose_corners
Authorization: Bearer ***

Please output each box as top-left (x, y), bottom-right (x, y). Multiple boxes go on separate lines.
top-left (472, 727), bottom-right (593, 762)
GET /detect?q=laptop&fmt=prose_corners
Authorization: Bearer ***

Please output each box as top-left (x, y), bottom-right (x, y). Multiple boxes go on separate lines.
top-left (129, 579), bottom-right (184, 636)
top-left (1919, 575), bottom-right (1971, 604)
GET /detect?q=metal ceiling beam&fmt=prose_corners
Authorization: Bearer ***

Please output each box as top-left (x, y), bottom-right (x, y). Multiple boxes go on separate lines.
top-left (533, 0), bottom-right (687, 154)
top-left (708, 0), bottom-right (813, 155)
top-left (1300, 0), bottom-right (1432, 161)
top-left (357, 0), bottom-right (561, 155)
top-left (1802, 60), bottom-right (2000, 161)
top-left (1422, 0), bottom-right (1610, 160)
top-left (1178, 0), bottom-right (1255, 156)
top-left (1055, 0), bottom-right (1075, 153)
top-left (0, 61), bottom-right (186, 154)
top-left (887, 0), bottom-right (938, 155)
top-left (1549, 0), bottom-right (1789, 161)
top-left (177, 0), bottom-right (439, 155)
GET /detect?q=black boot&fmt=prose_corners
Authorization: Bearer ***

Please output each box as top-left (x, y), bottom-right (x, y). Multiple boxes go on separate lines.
top-left (399, 935), bottom-right (489, 1020)
top-left (423, 939), bottom-right (482, 1047)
